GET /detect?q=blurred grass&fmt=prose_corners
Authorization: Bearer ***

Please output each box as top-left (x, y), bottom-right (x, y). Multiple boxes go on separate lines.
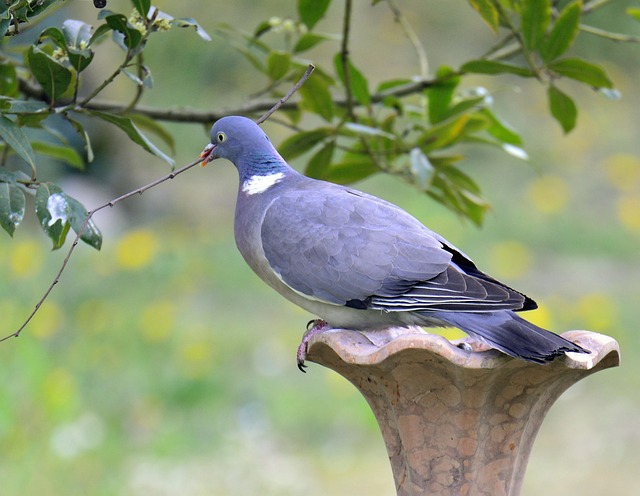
top-left (1, 0), bottom-right (640, 495)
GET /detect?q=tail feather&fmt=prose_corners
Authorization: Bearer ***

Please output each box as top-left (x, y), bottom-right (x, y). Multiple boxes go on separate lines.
top-left (430, 310), bottom-right (588, 363)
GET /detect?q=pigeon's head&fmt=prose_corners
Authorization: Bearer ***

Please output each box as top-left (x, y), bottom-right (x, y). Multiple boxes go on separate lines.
top-left (200, 116), bottom-right (275, 167)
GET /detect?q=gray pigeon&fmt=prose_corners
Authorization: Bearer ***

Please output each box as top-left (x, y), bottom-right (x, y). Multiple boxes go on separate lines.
top-left (200, 116), bottom-right (588, 370)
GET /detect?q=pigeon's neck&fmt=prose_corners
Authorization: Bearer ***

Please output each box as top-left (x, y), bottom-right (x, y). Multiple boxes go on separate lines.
top-left (237, 150), bottom-right (296, 196)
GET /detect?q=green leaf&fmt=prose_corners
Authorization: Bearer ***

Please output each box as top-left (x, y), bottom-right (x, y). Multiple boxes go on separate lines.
top-left (6, 100), bottom-right (49, 113)
top-left (547, 57), bottom-right (613, 88)
top-left (266, 51), bottom-right (291, 81)
top-left (39, 26), bottom-right (67, 49)
top-left (0, 181), bottom-right (26, 237)
top-left (376, 78), bottom-right (412, 93)
top-left (541, 1), bottom-right (582, 62)
top-left (548, 85), bottom-right (577, 133)
top-left (0, 115), bottom-right (36, 174)
top-left (294, 33), bottom-right (332, 53)
top-left (425, 67), bottom-right (460, 124)
top-left (253, 20), bottom-right (272, 38)
top-left (88, 111), bottom-right (175, 166)
top-left (298, 0), bottom-right (331, 29)
top-left (334, 54), bottom-right (370, 105)
top-left (409, 148), bottom-right (434, 191)
top-left (67, 117), bottom-right (94, 162)
top-left (0, 63), bottom-right (19, 98)
top-left (0, 11), bottom-right (11, 37)
top-left (27, 45), bottom-right (72, 101)
top-left (35, 183), bottom-right (70, 250)
top-left (104, 13), bottom-right (143, 50)
top-left (430, 167), bottom-right (489, 225)
top-left (340, 122), bottom-right (396, 140)
top-left (321, 156), bottom-right (378, 184)
top-left (129, 114), bottom-right (175, 154)
top-left (460, 59), bottom-right (535, 77)
top-left (279, 129), bottom-right (333, 161)
top-left (298, 74), bottom-right (334, 121)
top-left (305, 140), bottom-right (335, 179)
top-left (628, 7), bottom-right (640, 22)
top-left (90, 23), bottom-right (113, 46)
top-left (62, 19), bottom-right (93, 48)
top-left (122, 65), bottom-right (153, 88)
top-left (521, 0), bottom-right (551, 51)
top-left (481, 109), bottom-right (523, 145)
top-left (32, 141), bottom-right (84, 170)
top-left (68, 48), bottom-right (94, 73)
top-left (62, 21), bottom-right (95, 72)
top-left (65, 194), bottom-right (102, 250)
top-left (467, 0), bottom-right (499, 32)
top-left (131, 0), bottom-right (151, 17)
top-left (24, 0), bottom-right (58, 18)
top-left (171, 17), bottom-right (212, 41)
top-left (421, 114), bottom-right (489, 152)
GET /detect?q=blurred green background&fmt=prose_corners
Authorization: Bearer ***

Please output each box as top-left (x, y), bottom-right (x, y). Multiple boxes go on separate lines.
top-left (1, 0), bottom-right (639, 494)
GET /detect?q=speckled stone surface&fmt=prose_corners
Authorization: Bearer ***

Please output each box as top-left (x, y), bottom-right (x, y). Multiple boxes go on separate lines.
top-left (306, 328), bottom-right (619, 496)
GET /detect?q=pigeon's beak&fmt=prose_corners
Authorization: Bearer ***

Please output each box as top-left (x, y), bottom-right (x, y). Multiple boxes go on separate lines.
top-left (199, 143), bottom-right (218, 167)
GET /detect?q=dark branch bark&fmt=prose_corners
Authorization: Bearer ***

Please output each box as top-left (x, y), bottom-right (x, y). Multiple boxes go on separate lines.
top-left (18, 74), bottom-right (439, 124)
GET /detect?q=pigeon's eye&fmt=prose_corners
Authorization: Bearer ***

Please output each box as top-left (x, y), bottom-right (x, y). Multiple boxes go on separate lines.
top-left (217, 132), bottom-right (227, 143)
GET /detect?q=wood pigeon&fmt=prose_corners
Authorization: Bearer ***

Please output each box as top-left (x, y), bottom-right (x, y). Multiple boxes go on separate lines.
top-left (200, 116), bottom-right (588, 370)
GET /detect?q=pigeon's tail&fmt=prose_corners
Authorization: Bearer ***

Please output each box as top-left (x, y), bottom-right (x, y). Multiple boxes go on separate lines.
top-left (430, 310), bottom-right (589, 363)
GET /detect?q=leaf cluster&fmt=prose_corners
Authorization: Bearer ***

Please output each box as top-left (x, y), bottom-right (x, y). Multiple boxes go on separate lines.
top-left (0, 0), bottom-right (638, 247)
top-left (216, 0), bottom-right (635, 224)
top-left (0, 0), bottom-right (208, 248)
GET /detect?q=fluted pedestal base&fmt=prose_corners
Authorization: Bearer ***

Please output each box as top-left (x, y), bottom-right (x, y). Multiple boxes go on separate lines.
top-left (306, 328), bottom-right (619, 496)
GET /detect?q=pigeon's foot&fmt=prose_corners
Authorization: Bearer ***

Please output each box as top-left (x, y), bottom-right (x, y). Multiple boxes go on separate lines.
top-left (453, 337), bottom-right (493, 354)
top-left (297, 319), bottom-right (331, 372)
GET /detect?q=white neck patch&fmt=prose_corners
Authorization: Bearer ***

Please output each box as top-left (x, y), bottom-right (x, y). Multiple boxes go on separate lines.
top-left (242, 172), bottom-right (285, 195)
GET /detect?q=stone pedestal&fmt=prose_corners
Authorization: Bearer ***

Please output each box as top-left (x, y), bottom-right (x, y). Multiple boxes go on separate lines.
top-left (305, 328), bottom-right (619, 496)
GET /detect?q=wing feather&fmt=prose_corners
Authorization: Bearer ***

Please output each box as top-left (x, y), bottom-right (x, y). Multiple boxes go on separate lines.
top-left (260, 180), bottom-right (534, 313)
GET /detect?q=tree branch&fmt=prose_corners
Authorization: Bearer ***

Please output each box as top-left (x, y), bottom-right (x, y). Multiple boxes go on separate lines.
top-left (386, 0), bottom-right (429, 77)
top-left (340, 0), bottom-right (355, 119)
top-left (18, 73), bottom-right (440, 124)
top-left (0, 64), bottom-right (317, 345)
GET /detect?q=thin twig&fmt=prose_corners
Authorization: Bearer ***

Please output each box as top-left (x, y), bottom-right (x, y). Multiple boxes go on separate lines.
top-left (386, 0), bottom-right (429, 77)
top-left (0, 157), bottom-right (202, 344)
top-left (579, 23), bottom-right (640, 43)
top-left (340, 0), bottom-right (355, 119)
top-left (256, 64), bottom-right (315, 124)
top-left (0, 64), bottom-right (317, 344)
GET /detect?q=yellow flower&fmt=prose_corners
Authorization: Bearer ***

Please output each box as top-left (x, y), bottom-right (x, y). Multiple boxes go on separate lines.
top-left (526, 304), bottom-right (552, 330)
top-left (604, 154), bottom-right (640, 192)
top-left (9, 239), bottom-right (43, 279)
top-left (176, 340), bottom-right (214, 378)
top-left (75, 299), bottom-right (113, 335)
top-left (42, 368), bottom-right (77, 415)
top-left (115, 229), bottom-right (158, 269)
top-left (488, 240), bottom-right (532, 280)
top-left (577, 293), bottom-right (617, 330)
top-left (31, 301), bottom-right (63, 339)
top-left (616, 195), bottom-right (640, 232)
top-left (139, 300), bottom-right (176, 342)
top-left (527, 175), bottom-right (569, 214)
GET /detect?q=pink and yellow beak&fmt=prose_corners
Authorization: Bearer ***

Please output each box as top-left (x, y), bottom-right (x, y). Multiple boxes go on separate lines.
top-left (199, 143), bottom-right (217, 166)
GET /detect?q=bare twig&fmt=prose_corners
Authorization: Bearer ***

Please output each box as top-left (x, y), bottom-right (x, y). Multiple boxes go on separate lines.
top-left (0, 64), bottom-right (317, 344)
top-left (340, 0), bottom-right (355, 119)
top-left (256, 64), bottom-right (315, 124)
top-left (579, 23), bottom-right (640, 43)
top-left (386, 0), bottom-right (429, 77)
top-left (0, 157), bottom-right (202, 344)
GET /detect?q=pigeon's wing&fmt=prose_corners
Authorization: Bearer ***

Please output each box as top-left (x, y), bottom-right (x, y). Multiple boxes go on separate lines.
top-left (260, 186), bottom-right (450, 305)
top-left (260, 184), bottom-right (532, 312)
